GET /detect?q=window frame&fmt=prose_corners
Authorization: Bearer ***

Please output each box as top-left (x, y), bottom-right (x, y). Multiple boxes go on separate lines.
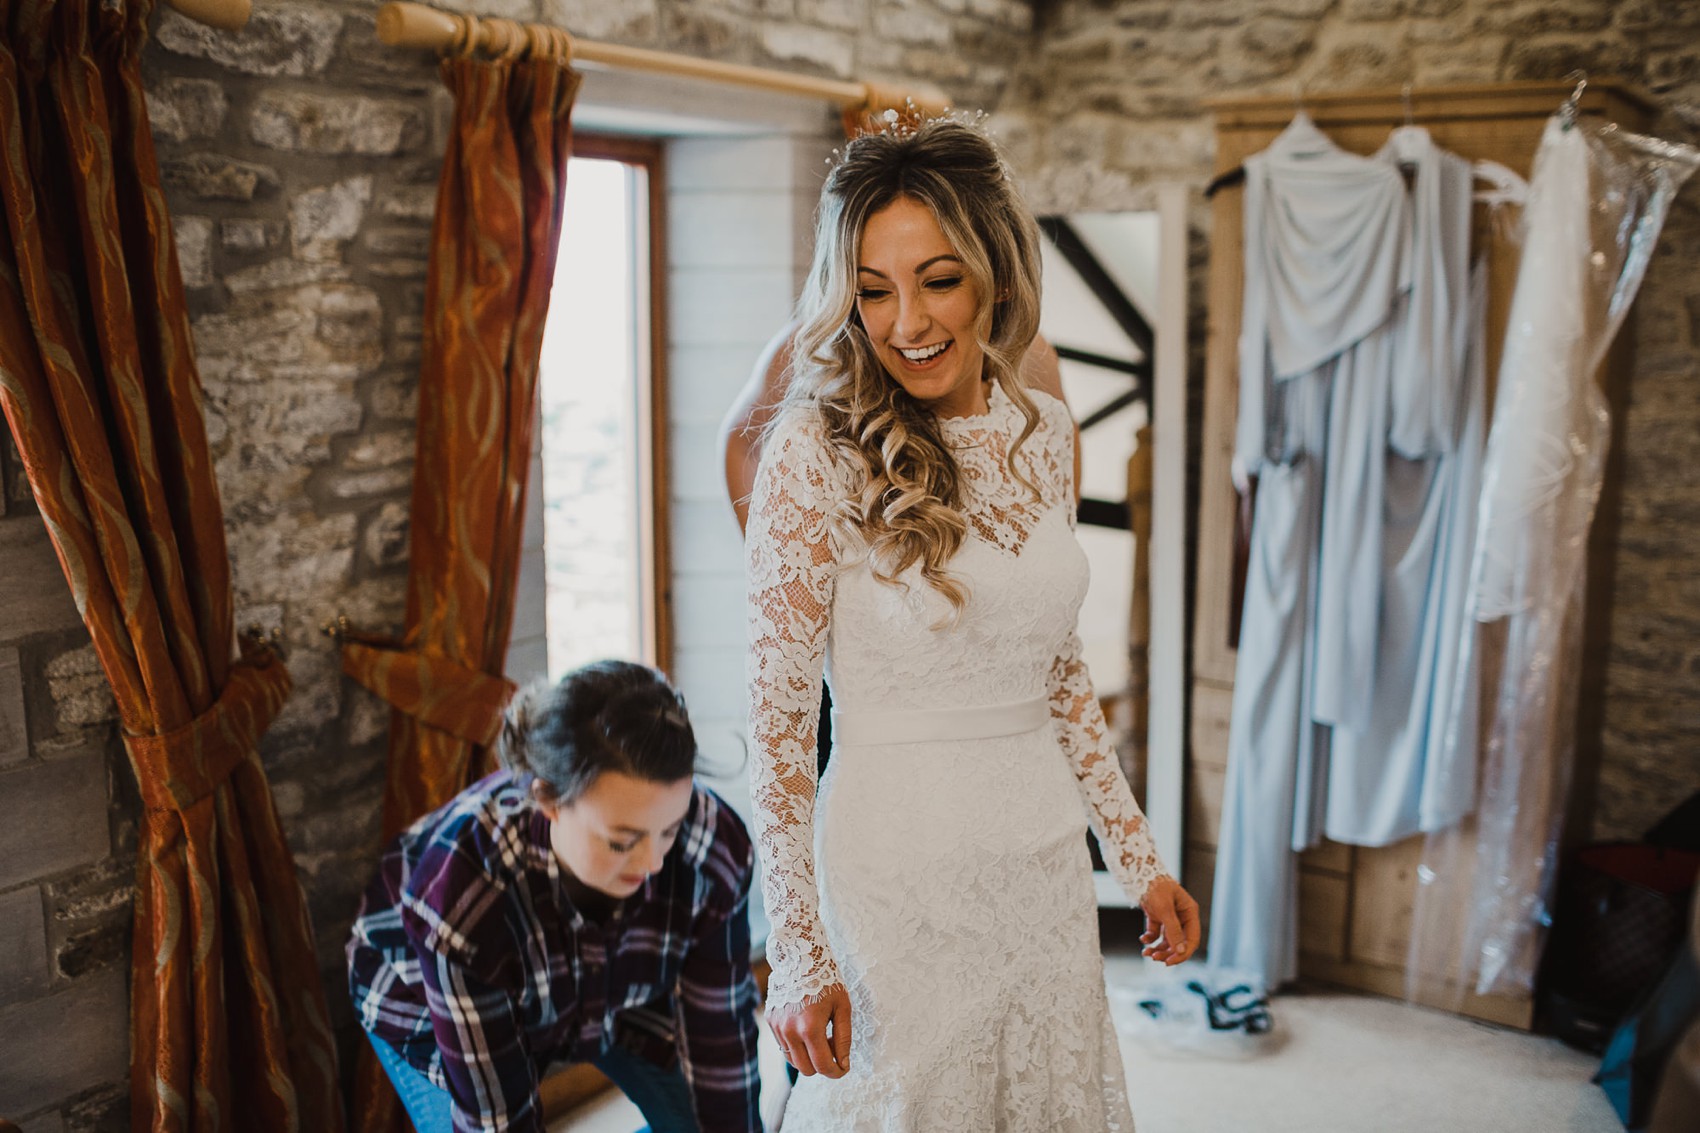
top-left (551, 132), bottom-right (674, 674)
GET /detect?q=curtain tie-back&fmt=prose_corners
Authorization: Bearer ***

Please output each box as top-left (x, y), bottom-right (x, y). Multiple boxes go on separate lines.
top-left (122, 643), bottom-right (293, 814)
top-left (339, 639), bottom-right (516, 748)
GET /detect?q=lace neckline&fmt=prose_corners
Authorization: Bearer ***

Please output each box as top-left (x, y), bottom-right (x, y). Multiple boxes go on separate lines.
top-left (936, 379), bottom-right (1009, 437)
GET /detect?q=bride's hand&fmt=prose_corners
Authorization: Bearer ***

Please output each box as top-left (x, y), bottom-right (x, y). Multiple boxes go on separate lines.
top-left (1140, 875), bottom-right (1201, 966)
top-left (769, 982), bottom-right (852, 1078)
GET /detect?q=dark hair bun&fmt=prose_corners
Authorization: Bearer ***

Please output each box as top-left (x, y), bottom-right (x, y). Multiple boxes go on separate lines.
top-left (497, 661), bottom-right (697, 804)
top-left (497, 681), bottom-right (542, 776)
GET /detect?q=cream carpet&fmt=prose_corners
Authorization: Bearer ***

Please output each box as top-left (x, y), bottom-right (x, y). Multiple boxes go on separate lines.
top-left (1109, 973), bottom-right (1620, 1133)
top-left (554, 952), bottom-right (1621, 1133)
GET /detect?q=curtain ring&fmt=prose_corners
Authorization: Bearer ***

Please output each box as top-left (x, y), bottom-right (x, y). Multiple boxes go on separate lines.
top-left (524, 22), bottom-right (544, 61)
top-left (446, 11), bottom-right (478, 57)
top-left (482, 16), bottom-right (508, 59)
top-left (495, 18), bottom-right (526, 61)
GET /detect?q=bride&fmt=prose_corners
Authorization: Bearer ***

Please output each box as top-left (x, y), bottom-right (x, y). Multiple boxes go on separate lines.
top-left (745, 114), bottom-right (1200, 1130)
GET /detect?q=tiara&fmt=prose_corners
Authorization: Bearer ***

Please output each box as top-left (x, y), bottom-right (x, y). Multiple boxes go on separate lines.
top-left (828, 98), bottom-right (992, 167)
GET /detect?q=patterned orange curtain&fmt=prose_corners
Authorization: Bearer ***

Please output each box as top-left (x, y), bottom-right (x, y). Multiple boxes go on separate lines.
top-left (0, 2), bottom-right (344, 1131)
top-left (341, 51), bottom-right (581, 1131)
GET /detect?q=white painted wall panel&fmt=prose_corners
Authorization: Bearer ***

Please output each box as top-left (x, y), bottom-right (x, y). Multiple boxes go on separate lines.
top-left (664, 132), bottom-right (831, 861)
top-left (668, 266), bottom-right (800, 347)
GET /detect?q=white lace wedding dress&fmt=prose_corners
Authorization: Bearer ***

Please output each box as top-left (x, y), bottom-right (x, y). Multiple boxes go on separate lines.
top-left (746, 383), bottom-right (1167, 1131)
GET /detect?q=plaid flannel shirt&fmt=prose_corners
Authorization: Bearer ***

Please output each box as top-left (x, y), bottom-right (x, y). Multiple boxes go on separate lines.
top-left (348, 771), bottom-right (761, 1133)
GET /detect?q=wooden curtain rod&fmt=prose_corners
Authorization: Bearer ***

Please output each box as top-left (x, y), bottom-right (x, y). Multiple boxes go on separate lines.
top-left (163, 0), bottom-right (250, 32)
top-left (375, 1), bottom-right (952, 118)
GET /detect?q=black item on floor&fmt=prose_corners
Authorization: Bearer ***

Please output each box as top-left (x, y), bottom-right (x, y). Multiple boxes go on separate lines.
top-left (1538, 842), bottom-right (1700, 1053)
top-left (1596, 938), bottom-right (1700, 1130)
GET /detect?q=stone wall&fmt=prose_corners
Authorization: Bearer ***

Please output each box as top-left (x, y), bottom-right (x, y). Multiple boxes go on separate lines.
top-left (0, 0), bottom-right (1035, 1126)
top-left (995, 0), bottom-right (1700, 844)
top-left (0, 445), bottom-right (134, 1129)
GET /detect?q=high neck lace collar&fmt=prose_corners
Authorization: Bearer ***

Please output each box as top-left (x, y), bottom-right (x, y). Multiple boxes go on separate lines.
top-left (935, 379), bottom-right (1008, 436)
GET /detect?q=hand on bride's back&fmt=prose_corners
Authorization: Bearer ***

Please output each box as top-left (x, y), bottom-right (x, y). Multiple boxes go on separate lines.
top-left (769, 982), bottom-right (853, 1079)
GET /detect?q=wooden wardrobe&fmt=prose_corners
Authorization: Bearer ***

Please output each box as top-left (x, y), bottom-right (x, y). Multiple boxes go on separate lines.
top-left (1188, 80), bottom-right (1656, 1026)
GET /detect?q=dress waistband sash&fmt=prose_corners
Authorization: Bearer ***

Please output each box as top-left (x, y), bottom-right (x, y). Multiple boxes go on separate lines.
top-left (830, 695), bottom-right (1050, 747)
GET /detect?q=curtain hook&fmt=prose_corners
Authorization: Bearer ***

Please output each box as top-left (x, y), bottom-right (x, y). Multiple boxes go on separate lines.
top-left (1401, 82), bottom-right (1414, 128)
top-left (244, 623), bottom-right (286, 660)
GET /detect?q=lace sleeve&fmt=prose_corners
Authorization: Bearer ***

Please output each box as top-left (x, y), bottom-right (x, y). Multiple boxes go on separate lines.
top-left (745, 411), bottom-right (845, 1014)
top-left (1049, 632), bottom-right (1169, 905)
top-left (1043, 397), bottom-right (1169, 905)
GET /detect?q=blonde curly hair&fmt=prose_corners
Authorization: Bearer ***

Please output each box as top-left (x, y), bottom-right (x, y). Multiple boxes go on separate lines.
top-left (779, 118), bottom-right (1045, 615)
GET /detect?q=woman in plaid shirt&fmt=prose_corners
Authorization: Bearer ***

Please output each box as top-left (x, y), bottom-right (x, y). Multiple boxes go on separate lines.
top-left (348, 660), bottom-right (762, 1133)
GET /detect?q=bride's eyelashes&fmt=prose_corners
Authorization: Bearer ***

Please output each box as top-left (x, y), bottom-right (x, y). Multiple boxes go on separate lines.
top-left (855, 276), bottom-right (962, 303)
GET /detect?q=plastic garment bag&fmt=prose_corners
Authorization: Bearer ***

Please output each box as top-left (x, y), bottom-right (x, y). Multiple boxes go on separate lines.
top-left (1406, 114), bottom-right (1700, 1006)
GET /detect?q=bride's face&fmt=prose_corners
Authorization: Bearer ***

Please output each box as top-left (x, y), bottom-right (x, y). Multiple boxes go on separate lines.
top-left (854, 195), bottom-right (989, 419)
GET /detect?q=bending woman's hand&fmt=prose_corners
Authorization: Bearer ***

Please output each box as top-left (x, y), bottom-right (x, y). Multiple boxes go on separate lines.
top-left (1140, 875), bottom-right (1202, 966)
top-left (768, 982), bottom-right (852, 1078)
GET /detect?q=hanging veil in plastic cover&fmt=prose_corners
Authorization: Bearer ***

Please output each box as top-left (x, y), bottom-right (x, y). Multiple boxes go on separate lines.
top-left (1406, 111), bottom-right (1700, 1007)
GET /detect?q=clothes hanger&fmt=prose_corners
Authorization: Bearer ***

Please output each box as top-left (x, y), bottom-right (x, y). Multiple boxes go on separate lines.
top-left (1388, 83), bottom-right (1422, 186)
top-left (1452, 71), bottom-right (1572, 210)
top-left (1205, 80), bottom-right (1309, 198)
top-left (1472, 159), bottom-right (1528, 207)
top-left (1558, 70), bottom-right (1587, 131)
top-left (1203, 165), bottom-right (1245, 199)
top-left (1205, 80), bottom-right (1530, 209)
top-left (1382, 83), bottom-right (1528, 203)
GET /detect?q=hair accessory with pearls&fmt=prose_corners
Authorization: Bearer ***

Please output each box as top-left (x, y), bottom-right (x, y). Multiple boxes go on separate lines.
top-left (827, 98), bottom-right (992, 167)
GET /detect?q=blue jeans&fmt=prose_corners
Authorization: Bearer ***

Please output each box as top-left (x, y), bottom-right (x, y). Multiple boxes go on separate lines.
top-left (365, 1030), bottom-right (699, 1133)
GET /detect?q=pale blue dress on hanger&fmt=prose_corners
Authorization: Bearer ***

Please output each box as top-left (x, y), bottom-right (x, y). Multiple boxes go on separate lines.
top-left (1209, 113), bottom-right (1485, 988)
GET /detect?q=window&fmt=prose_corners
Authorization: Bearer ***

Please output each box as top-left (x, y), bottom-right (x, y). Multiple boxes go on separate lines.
top-left (524, 136), bottom-right (671, 681)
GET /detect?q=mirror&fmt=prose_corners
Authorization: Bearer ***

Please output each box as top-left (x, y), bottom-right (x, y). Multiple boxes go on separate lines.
top-left (1038, 192), bottom-right (1188, 899)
